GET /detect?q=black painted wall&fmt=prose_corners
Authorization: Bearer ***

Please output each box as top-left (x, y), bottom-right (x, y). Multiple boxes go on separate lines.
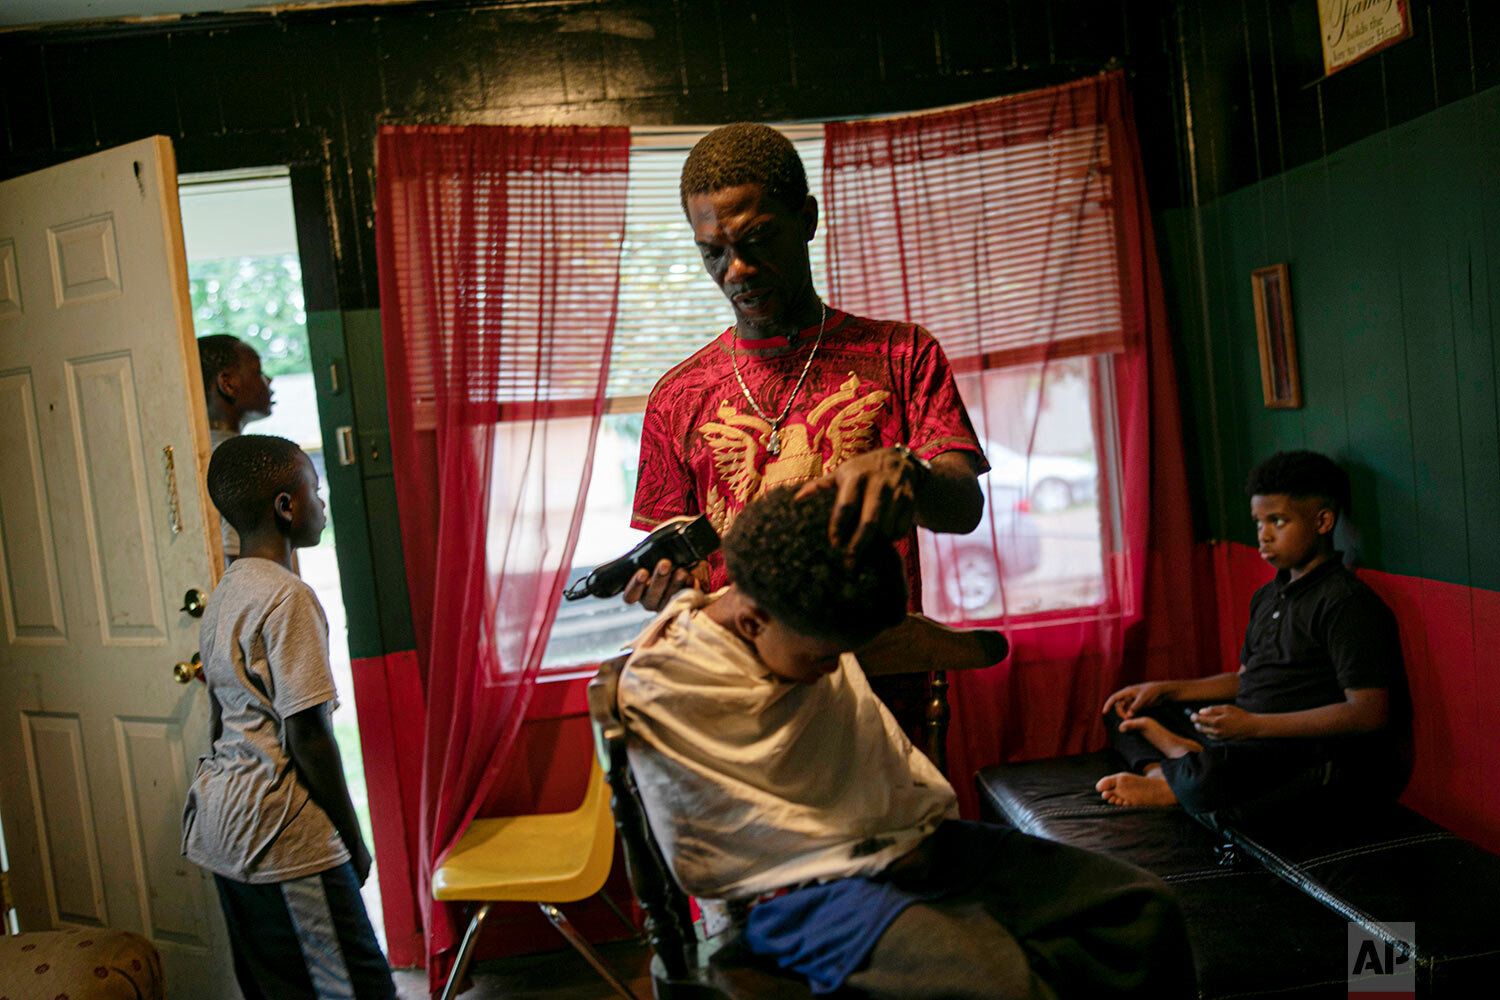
top-left (0, 0), bottom-right (1174, 657)
top-left (0, 0), bottom-right (1180, 309)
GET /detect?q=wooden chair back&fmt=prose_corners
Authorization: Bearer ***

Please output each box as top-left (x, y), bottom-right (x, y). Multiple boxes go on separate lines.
top-left (587, 654), bottom-right (694, 979)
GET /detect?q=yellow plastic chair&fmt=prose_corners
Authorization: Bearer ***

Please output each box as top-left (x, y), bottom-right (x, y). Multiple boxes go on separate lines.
top-left (431, 756), bottom-right (640, 1000)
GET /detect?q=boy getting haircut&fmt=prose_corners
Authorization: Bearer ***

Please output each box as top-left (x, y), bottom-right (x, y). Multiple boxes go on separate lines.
top-left (721, 483), bottom-right (907, 646)
top-left (619, 486), bottom-right (1194, 998)
top-left (1097, 450), bottom-right (1409, 826)
top-left (184, 435), bottom-right (395, 999)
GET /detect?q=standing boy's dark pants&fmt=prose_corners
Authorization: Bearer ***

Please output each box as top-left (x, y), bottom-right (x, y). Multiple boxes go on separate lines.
top-left (214, 860), bottom-right (396, 1000)
top-left (1104, 702), bottom-right (1403, 829)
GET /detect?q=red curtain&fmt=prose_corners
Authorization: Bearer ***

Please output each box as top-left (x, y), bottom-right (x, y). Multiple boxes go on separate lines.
top-left (375, 124), bottom-right (631, 989)
top-left (824, 72), bottom-right (1208, 817)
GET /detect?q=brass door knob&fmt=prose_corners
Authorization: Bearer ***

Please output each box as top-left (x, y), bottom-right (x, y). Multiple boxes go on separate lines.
top-left (173, 652), bottom-right (203, 684)
top-left (180, 588), bottom-right (208, 618)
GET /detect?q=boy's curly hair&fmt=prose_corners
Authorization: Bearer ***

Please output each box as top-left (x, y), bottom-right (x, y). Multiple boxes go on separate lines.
top-left (197, 334), bottom-right (247, 396)
top-left (722, 486), bottom-right (908, 646)
top-left (207, 434), bottom-right (306, 535)
top-left (1245, 450), bottom-right (1351, 518)
top-left (680, 123), bottom-right (809, 216)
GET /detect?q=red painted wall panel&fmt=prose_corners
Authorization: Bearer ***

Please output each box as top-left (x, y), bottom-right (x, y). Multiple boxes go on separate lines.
top-left (1472, 589), bottom-right (1500, 845)
top-left (1211, 542), bottom-right (1500, 856)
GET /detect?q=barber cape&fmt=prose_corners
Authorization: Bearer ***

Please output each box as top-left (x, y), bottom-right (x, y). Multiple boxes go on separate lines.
top-left (618, 589), bottom-right (958, 900)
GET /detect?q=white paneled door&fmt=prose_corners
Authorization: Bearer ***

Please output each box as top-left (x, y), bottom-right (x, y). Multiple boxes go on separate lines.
top-left (0, 137), bottom-right (237, 997)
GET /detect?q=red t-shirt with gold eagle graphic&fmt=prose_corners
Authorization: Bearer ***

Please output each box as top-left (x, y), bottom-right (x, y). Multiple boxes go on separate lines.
top-left (631, 308), bottom-right (988, 607)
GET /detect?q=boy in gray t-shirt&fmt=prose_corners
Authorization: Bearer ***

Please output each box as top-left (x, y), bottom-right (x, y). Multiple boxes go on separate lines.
top-left (182, 434), bottom-right (393, 999)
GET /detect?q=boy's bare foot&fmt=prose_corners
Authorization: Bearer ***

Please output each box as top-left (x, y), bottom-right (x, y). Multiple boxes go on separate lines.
top-left (1118, 716), bottom-right (1203, 759)
top-left (1096, 771), bottom-right (1179, 808)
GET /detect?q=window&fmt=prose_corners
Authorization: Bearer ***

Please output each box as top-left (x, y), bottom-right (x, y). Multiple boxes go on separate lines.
top-left (539, 131), bottom-right (827, 668)
top-left (541, 123), bottom-right (1118, 668)
top-left (919, 356), bottom-right (1116, 623)
top-left (821, 105), bottom-right (1124, 625)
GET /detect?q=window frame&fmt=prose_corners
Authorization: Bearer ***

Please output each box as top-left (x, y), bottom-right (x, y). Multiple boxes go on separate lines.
top-left (535, 122), bottom-right (1130, 674)
top-left (919, 352), bottom-right (1124, 630)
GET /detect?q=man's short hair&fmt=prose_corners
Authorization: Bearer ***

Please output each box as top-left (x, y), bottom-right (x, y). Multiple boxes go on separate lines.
top-left (680, 123), bottom-right (809, 216)
top-left (198, 334), bottom-right (247, 396)
top-left (1245, 450), bottom-right (1351, 518)
top-left (207, 434), bottom-right (306, 535)
top-left (722, 486), bottom-right (908, 647)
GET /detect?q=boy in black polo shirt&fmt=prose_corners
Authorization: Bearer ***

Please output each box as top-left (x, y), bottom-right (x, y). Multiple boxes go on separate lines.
top-left (1094, 451), bottom-right (1408, 826)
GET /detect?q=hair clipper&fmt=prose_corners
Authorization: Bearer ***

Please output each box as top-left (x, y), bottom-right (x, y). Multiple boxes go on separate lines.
top-left (564, 514), bottom-right (720, 600)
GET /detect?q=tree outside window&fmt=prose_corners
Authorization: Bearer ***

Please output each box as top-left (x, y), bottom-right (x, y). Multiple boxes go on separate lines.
top-left (188, 254), bottom-right (310, 378)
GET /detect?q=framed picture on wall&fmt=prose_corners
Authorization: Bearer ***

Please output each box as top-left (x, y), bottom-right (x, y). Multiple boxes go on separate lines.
top-left (1318, 0), bottom-right (1413, 76)
top-left (1252, 263), bottom-right (1302, 409)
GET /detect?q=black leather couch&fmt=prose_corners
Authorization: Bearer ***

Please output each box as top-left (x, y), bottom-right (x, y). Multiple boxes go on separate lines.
top-left (976, 751), bottom-right (1500, 998)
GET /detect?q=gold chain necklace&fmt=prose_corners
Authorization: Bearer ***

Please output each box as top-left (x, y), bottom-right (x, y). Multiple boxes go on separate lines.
top-left (729, 303), bottom-right (828, 456)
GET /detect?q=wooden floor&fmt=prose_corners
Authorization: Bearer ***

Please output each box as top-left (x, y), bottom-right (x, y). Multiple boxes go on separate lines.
top-left (393, 937), bottom-right (656, 1000)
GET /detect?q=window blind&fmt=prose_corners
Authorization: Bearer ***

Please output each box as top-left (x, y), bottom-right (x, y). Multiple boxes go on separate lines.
top-left (604, 135), bottom-right (827, 407)
top-left (393, 131), bottom-right (826, 424)
top-left (382, 126), bottom-right (630, 431)
top-left (824, 89), bottom-right (1126, 372)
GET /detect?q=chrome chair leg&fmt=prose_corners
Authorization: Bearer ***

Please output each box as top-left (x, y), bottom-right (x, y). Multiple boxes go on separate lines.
top-left (599, 889), bottom-right (640, 937)
top-left (539, 902), bottom-right (642, 1000)
top-left (439, 902), bottom-right (492, 1000)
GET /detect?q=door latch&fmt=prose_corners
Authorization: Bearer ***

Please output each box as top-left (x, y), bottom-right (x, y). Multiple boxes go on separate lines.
top-left (336, 426), bottom-right (357, 466)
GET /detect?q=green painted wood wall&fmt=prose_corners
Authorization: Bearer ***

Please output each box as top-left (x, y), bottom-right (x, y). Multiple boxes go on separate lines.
top-left (305, 307), bottom-right (415, 660)
top-left (1163, 85), bottom-right (1500, 591)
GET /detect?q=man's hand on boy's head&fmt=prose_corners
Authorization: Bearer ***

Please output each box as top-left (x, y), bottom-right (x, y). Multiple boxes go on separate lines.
top-left (1189, 704), bottom-right (1258, 740)
top-left (796, 447), bottom-right (920, 557)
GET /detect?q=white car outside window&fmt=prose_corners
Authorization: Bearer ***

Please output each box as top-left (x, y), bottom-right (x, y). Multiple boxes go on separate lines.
top-left (982, 441), bottom-right (1097, 513)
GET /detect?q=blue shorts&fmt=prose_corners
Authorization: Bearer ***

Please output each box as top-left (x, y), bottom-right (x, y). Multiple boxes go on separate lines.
top-left (213, 861), bottom-right (395, 1000)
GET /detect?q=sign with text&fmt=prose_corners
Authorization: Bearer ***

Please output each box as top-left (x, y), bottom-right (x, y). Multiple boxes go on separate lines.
top-left (1319, 0), bottom-right (1413, 76)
